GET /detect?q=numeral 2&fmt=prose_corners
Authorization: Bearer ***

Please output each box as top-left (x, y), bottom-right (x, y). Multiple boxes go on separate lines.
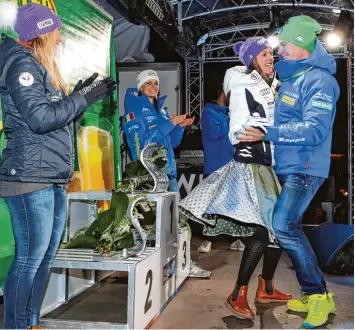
top-left (144, 270), bottom-right (153, 314)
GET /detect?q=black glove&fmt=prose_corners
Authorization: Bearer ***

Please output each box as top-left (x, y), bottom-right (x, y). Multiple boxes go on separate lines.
top-left (73, 72), bottom-right (99, 92)
top-left (77, 77), bottom-right (117, 107)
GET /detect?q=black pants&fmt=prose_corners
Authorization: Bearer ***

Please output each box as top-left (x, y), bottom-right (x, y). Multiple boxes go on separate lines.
top-left (236, 226), bottom-right (282, 286)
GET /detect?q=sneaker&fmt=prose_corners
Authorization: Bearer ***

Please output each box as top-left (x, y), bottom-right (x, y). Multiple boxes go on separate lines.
top-left (287, 295), bottom-right (309, 312)
top-left (303, 293), bottom-right (336, 329)
top-left (230, 240), bottom-right (239, 250)
top-left (288, 293), bottom-right (335, 313)
top-left (237, 240), bottom-right (245, 251)
top-left (230, 239), bottom-right (245, 251)
top-left (188, 261), bottom-right (212, 278)
top-left (198, 240), bottom-right (212, 253)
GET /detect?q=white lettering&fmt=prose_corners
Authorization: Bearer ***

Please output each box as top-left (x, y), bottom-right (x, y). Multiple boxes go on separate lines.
top-left (37, 19), bottom-right (54, 29)
top-left (178, 174), bottom-right (196, 194)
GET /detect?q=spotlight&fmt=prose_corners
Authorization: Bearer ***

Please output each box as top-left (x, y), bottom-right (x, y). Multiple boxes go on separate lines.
top-left (326, 33), bottom-right (341, 47)
top-left (268, 35), bottom-right (279, 48)
top-left (327, 11), bottom-right (354, 47)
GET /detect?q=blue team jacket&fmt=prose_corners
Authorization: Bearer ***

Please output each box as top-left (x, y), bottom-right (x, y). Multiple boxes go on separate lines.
top-left (201, 102), bottom-right (234, 175)
top-left (264, 40), bottom-right (340, 178)
top-left (122, 88), bottom-right (184, 178)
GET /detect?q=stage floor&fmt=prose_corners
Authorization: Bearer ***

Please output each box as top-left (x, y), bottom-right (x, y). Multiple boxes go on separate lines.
top-left (0, 237), bottom-right (353, 329)
top-left (152, 237), bottom-right (354, 329)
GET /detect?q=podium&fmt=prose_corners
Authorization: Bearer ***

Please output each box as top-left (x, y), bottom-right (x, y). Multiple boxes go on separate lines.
top-left (40, 191), bottom-right (190, 329)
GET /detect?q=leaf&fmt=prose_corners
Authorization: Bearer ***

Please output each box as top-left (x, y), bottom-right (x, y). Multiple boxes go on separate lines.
top-left (86, 209), bottom-right (114, 239)
top-left (111, 190), bottom-right (129, 214)
top-left (114, 232), bottom-right (134, 250)
top-left (64, 235), bottom-right (97, 249)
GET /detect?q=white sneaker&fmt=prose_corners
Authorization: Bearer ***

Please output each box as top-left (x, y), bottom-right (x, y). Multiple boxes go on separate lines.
top-left (230, 239), bottom-right (245, 251)
top-left (188, 261), bottom-right (212, 278)
top-left (237, 239), bottom-right (245, 251)
top-left (229, 240), bottom-right (239, 250)
top-left (198, 240), bottom-right (212, 253)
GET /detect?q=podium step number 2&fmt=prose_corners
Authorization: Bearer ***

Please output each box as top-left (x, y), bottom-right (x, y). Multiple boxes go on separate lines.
top-left (133, 229), bottom-right (190, 329)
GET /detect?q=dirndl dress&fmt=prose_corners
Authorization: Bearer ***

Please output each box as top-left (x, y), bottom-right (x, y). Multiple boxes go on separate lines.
top-left (178, 160), bottom-right (281, 244)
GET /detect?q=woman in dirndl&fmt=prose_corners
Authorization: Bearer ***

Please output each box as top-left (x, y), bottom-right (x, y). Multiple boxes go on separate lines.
top-left (179, 37), bottom-right (292, 319)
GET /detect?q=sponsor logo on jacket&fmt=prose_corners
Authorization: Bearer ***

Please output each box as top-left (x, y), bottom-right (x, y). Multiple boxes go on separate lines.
top-left (311, 100), bottom-right (333, 110)
top-left (146, 115), bottom-right (156, 121)
top-left (280, 95), bottom-right (296, 106)
top-left (260, 88), bottom-right (271, 97)
top-left (313, 91), bottom-right (333, 102)
top-left (279, 137), bottom-right (306, 143)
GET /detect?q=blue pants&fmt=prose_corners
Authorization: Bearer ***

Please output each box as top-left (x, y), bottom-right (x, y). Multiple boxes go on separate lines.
top-left (273, 174), bottom-right (326, 295)
top-left (3, 186), bottom-right (67, 329)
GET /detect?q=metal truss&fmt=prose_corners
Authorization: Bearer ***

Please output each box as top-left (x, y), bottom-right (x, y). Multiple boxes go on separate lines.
top-left (171, 0), bottom-right (353, 22)
top-left (185, 60), bottom-right (204, 125)
top-left (347, 55), bottom-right (354, 225)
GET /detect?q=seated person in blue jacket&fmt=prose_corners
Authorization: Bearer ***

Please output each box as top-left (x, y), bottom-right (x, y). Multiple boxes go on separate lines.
top-left (122, 69), bottom-right (211, 278)
top-left (199, 86), bottom-right (244, 253)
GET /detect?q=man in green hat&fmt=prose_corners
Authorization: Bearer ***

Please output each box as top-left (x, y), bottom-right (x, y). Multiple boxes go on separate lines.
top-left (238, 15), bottom-right (340, 328)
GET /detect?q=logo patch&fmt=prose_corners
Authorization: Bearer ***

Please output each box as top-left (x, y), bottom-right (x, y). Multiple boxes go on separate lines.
top-left (19, 72), bottom-right (34, 86)
top-left (295, 36), bottom-right (304, 42)
top-left (124, 112), bottom-right (135, 123)
top-left (285, 91), bottom-right (299, 99)
top-left (37, 18), bottom-right (54, 29)
top-left (281, 95), bottom-right (296, 106)
top-left (311, 100), bottom-right (332, 110)
top-left (250, 72), bottom-right (261, 83)
top-left (260, 88), bottom-right (271, 97)
top-left (313, 92), bottom-right (333, 102)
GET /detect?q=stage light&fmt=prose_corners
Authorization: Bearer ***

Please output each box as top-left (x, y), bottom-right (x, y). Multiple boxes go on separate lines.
top-left (332, 9), bottom-right (341, 14)
top-left (327, 11), bottom-right (354, 48)
top-left (268, 35), bottom-right (279, 48)
top-left (326, 32), bottom-right (342, 47)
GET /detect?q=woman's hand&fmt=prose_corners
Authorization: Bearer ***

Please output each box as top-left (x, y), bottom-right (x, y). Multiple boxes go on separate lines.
top-left (170, 114), bottom-right (187, 126)
top-left (179, 116), bottom-right (195, 127)
top-left (237, 127), bottom-right (265, 142)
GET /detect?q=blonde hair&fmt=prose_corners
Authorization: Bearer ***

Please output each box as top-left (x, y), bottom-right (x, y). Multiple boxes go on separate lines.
top-left (27, 31), bottom-right (65, 91)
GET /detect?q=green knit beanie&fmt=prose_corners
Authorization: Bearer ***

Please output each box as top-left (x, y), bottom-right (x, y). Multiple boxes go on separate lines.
top-left (277, 15), bottom-right (322, 52)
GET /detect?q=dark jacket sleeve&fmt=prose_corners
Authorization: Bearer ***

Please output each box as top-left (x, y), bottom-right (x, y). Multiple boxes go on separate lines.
top-left (6, 56), bottom-right (88, 134)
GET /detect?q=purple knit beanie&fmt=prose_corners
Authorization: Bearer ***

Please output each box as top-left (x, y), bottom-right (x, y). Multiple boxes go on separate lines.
top-left (15, 3), bottom-right (62, 42)
top-left (233, 37), bottom-right (271, 68)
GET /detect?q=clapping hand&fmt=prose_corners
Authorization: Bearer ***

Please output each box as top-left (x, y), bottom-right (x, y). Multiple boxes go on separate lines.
top-left (179, 116), bottom-right (195, 127)
top-left (170, 114), bottom-right (187, 126)
top-left (73, 73), bottom-right (99, 92)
